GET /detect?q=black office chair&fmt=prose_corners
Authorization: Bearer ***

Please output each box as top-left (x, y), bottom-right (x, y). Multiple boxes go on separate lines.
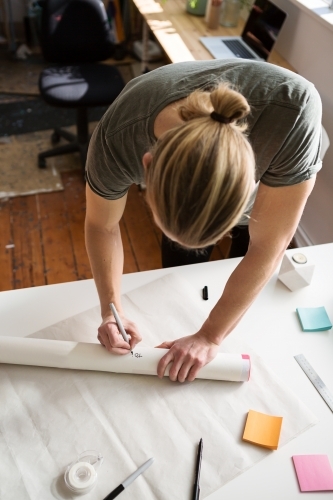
top-left (38, 0), bottom-right (125, 171)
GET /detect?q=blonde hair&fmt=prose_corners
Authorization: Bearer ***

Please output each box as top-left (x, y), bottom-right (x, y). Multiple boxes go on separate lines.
top-left (145, 83), bottom-right (255, 248)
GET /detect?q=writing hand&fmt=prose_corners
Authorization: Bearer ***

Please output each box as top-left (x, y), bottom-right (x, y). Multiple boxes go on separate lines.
top-left (97, 314), bottom-right (142, 354)
top-left (156, 332), bottom-right (220, 382)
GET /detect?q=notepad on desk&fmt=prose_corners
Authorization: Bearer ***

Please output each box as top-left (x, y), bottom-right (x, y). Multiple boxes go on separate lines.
top-left (292, 455), bottom-right (333, 492)
top-left (296, 306), bottom-right (332, 332)
top-left (242, 410), bottom-right (283, 450)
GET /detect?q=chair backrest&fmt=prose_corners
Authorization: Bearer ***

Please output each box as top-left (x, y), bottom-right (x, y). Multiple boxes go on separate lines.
top-left (40, 0), bottom-right (115, 63)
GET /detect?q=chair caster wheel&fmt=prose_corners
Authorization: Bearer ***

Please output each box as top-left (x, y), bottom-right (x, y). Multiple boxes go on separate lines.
top-left (51, 131), bottom-right (61, 145)
top-left (38, 157), bottom-right (47, 169)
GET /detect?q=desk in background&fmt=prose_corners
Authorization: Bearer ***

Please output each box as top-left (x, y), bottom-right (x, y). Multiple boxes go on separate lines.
top-left (131, 0), bottom-right (296, 71)
top-left (1, 243), bottom-right (333, 499)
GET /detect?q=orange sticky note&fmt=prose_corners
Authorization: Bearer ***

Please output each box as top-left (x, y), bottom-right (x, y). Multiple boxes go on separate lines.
top-left (243, 410), bottom-right (283, 450)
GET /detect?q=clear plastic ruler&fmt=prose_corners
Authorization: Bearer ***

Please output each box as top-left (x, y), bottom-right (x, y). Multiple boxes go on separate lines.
top-left (294, 354), bottom-right (333, 413)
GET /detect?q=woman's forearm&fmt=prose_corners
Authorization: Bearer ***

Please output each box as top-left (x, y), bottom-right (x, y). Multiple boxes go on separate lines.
top-left (85, 221), bottom-right (124, 319)
top-left (203, 179), bottom-right (317, 345)
top-left (203, 244), bottom-right (285, 344)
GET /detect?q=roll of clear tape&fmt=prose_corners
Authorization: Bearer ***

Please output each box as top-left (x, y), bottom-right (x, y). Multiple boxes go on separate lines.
top-left (64, 450), bottom-right (103, 494)
top-left (0, 337), bottom-right (251, 382)
top-left (67, 462), bottom-right (96, 493)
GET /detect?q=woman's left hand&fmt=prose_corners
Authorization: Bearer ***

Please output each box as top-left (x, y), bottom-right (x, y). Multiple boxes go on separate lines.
top-left (156, 332), bottom-right (220, 382)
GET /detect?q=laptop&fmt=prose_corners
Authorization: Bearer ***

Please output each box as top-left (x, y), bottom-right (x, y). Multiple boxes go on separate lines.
top-left (199, 0), bottom-right (287, 61)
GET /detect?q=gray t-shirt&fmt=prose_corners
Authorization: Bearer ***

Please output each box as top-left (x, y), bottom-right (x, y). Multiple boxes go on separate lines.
top-left (86, 59), bottom-right (322, 207)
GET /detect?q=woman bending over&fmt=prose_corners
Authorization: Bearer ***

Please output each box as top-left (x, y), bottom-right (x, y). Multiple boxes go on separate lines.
top-left (85, 59), bottom-right (322, 382)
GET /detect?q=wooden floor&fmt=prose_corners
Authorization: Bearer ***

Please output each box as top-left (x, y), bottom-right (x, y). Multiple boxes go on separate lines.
top-left (0, 170), bottom-right (230, 292)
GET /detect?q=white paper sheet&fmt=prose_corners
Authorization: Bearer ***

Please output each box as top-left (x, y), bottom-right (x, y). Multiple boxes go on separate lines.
top-left (0, 273), bottom-right (318, 500)
top-left (0, 338), bottom-right (250, 382)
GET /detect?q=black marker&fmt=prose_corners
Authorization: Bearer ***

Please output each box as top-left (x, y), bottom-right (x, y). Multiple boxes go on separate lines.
top-left (103, 458), bottom-right (154, 499)
top-left (202, 286), bottom-right (208, 300)
top-left (192, 438), bottom-right (203, 500)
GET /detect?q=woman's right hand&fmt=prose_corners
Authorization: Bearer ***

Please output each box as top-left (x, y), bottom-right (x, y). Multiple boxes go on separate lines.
top-left (97, 314), bottom-right (142, 354)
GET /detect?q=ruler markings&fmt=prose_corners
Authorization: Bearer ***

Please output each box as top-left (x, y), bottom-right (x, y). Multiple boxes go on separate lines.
top-left (294, 353), bottom-right (333, 413)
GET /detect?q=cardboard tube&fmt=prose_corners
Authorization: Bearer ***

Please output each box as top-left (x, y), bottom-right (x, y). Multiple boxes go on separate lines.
top-left (0, 337), bottom-right (250, 382)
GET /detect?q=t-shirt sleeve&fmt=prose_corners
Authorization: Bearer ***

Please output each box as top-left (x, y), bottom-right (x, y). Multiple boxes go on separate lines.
top-left (260, 85), bottom-right (323, 187)
top-left (85, 120), bottom-right (132, 200)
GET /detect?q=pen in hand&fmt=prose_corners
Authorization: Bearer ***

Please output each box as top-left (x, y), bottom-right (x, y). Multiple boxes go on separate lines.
top-left (109, 303), bottom-right (130, 345)
top-left (192, 438), bottom-right (203, 500)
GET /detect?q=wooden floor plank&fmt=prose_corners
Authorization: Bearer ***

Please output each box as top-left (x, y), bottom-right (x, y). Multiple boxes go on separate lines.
top-left (62, 171), bottom-right (93, 281)
top-left (11, 195), bottom-right (45, 289)
top-left (0, 199), bottom-right (14, 291)
top-left (62, 170), bottom-right (140, 276)
top-left (0, 173), bottom-right (227, 292)
top-left (38, 189), bottom-right (78, 285)
top-left (122, 185), bottom-right (162, 271)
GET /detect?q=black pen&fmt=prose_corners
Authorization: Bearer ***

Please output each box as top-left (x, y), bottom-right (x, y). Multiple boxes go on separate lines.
top-left (192, 438), bottom-right (203, 500)
top-left (103, 458), bottom-right (154, 500)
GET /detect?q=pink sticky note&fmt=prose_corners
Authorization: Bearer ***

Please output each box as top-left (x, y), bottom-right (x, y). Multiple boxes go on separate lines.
top-left (292, 455), bottom-right (333, 492)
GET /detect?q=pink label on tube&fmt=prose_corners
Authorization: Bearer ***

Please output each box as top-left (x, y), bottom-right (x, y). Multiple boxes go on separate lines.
top-left (242, 354), bottom-right (251, 380)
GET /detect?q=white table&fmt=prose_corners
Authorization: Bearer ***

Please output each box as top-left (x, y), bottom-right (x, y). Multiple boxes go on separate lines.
top-left (1, 243), bottom-right (333, 499)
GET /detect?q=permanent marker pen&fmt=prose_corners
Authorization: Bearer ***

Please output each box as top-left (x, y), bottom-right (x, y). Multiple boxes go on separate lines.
top-left (103, 457), bottom-right (154, 499)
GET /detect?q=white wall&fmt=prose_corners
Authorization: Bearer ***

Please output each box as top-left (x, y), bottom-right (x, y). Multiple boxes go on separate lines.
top-left (273, 0), bottom-right (333, 245)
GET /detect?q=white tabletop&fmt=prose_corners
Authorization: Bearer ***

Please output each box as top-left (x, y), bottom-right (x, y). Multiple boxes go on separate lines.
top-left (1, 243), bottom-right (333, 499)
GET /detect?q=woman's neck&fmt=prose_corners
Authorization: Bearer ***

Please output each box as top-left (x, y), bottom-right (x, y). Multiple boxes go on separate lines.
top-left (154, 98), bottom-right (186, 138)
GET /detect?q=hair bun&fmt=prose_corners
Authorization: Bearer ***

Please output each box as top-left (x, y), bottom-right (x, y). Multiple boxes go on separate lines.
top-left (177, 82), bottom-right (250, 131)
top-left (210, 83), bottom-right (250, 123)
top-left (210, 112), bottom-right (232, 124)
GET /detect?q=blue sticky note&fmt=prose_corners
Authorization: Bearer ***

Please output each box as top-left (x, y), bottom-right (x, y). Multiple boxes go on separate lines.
top-left (296, 307), bottom-right (332, 332)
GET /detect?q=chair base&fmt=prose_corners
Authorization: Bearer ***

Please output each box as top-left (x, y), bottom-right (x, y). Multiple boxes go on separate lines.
top-left (38, 108), bottom-right (89, 174)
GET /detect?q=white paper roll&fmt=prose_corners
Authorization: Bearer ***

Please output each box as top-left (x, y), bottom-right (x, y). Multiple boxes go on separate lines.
top-left (0, 337), bottom-right (250, 382)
